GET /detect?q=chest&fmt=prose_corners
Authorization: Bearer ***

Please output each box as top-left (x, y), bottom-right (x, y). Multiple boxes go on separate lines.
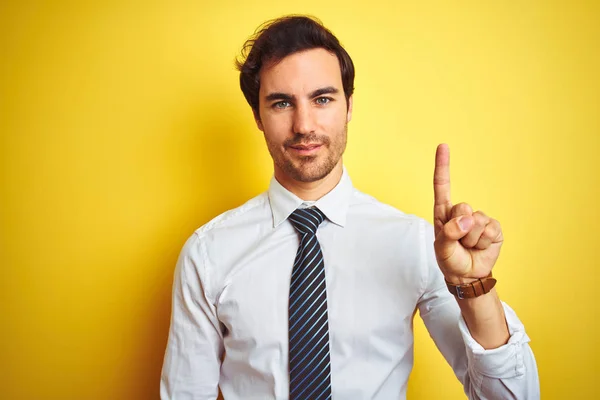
top-left (215, 223), bottom-right (423, 346)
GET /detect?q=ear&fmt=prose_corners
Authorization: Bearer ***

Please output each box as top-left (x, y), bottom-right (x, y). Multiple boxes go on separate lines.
top-left (253, 109), bottom-right (264, 131)
top-left (346, 95), bottom-right (353, 123)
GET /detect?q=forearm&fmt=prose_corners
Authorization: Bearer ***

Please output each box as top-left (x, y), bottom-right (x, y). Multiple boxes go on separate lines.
top-left (458, 300), bottom-right (540, 399)
top-left (456, 288), bottom-right (509, 349)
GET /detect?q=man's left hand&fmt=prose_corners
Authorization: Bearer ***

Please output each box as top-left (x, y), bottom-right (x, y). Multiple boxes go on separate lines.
top-left (433, 144), bottom-right (504, 283)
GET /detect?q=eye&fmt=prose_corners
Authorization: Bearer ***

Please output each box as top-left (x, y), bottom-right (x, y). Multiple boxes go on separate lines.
top-left (273, 101), bottom-right (291, 109)
top-left (315, 97), bottom-right (332, 105)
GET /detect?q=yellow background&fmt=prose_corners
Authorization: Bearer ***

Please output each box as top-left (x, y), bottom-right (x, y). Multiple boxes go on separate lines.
top-left (1, 1), bottom-right (598, 399)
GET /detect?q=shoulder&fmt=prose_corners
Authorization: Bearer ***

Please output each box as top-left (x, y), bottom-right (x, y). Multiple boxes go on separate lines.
top-left (350, 187), bottom-right (429, 227)
top-left (347, 187), bottom-right (436, 248)
top-left (181, 191), bottom-right (272, 266)
top-left (193, 191), bottom-right (271, 239)
top-left (175, 191), bottom-right (271, 290)
top-left (178, 191), bottom-right (271, 259)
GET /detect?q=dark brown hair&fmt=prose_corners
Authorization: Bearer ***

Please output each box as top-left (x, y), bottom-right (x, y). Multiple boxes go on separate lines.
top-left (235, 15), bottom-right (355, 116)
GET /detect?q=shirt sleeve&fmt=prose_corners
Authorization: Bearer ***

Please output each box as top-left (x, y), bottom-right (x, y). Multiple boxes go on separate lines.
top-left (160, 233), bottom-right (224, 400)
top-left (417, 221), bottom-right (540, 400)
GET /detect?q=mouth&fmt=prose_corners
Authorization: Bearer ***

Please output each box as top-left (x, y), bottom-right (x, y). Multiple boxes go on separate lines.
top-left (288, 143), bottom-right (323, 156)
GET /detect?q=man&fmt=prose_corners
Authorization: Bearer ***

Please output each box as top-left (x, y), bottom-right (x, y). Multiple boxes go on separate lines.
top-left (161, 15), bottom-right (539, 399)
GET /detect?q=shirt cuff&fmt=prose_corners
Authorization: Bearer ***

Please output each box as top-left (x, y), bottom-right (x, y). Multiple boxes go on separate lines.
top-left (458, 301), bottom-right (530, 379)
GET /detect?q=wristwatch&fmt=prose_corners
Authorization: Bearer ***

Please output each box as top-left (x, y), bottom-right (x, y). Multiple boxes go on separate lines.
top-left (445, 274), bottom-right (497, 299)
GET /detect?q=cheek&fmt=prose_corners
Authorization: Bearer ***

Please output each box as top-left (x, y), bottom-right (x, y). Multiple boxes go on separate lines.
top-left (262, 116), bottom-right (291, 142)
top-left (319, 110), bottom-right (347, 133)
top-left (320, 106), bottom-right (348, 125)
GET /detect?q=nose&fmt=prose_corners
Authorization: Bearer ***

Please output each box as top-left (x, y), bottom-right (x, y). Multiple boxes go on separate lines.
top-left (292, 102), bottom-right (316, 135)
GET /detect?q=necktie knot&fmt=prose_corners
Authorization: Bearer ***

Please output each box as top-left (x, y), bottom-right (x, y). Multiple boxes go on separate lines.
top-left (289, 207), bottom-right (325, 236)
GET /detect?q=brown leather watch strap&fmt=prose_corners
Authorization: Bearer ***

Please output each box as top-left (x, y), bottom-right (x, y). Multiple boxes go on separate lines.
top-left (445, 274), bottom-right (497, 299)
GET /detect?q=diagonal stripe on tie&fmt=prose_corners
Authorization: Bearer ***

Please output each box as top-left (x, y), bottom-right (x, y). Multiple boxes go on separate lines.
top-left (290, 258), bottom-right (325, 307)
top-left (288, 207), bottom-right (332, 400)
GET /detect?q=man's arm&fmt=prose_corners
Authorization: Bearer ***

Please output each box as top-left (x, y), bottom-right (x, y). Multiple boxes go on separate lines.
top-left (425, 143), bottom-right (539, 398)
top-left (456, 288), bottom-right (509, 349)
top-left (418, 221), bottom-right (540, 399)
top-left (161, 233), bottom-right (223, 400)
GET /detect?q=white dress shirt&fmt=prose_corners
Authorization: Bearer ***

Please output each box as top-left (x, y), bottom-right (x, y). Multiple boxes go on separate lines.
top-left (160, 168), bottom-right (540, 399)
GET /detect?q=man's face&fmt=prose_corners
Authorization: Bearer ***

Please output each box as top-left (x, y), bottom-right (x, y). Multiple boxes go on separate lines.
top-left (256, 48), bottom-right (353, 183)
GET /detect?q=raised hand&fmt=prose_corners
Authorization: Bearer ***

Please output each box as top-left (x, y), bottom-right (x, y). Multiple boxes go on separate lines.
top-left (433, 144), bottom-right (504, 283)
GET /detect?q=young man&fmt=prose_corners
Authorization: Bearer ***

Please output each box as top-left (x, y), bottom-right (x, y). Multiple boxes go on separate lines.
top-left (161, 15), bottom-right (539, 399)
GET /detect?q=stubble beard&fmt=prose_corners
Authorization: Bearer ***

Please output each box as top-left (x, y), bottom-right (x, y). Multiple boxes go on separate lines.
top-left (268, 123), bottom-right (348, 183)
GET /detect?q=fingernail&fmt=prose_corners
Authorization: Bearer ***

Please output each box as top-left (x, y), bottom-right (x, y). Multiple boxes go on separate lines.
top-left (459, 216), bottom-right (472, 231)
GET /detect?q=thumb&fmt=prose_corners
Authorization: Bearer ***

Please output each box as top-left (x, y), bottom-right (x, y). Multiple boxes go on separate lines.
top-left (434, 216), bottom-right (473, 264)
top-left (437, 215), bottom-right (473, 243)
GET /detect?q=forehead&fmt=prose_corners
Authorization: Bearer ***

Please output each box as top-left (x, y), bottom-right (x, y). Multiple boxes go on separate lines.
top-left (259, 48), bottom-right (343, 96)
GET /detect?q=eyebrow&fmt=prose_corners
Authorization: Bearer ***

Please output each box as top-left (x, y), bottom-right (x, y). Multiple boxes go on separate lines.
top-left (264, 86), bottom-right (340, 102)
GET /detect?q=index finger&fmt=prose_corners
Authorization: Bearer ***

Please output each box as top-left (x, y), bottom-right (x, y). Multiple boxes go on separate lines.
top-left (434, 143), bottom-right (452, 206)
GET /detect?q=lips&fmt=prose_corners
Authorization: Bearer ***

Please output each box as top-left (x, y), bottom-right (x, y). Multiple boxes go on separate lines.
top-left (290, 144), bottom-right (322, 150)
top-left (288, 143), bottom-right (323, 155)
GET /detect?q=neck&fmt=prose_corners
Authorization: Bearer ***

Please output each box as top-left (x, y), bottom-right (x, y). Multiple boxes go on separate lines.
top-left (275, 161), bottom-right (343, 201)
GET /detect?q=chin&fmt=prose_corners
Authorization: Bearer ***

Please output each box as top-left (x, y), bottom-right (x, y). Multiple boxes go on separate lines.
top-left (293, 171), bottom-right (329, 183)
top-left (284, 158), bottom-right (339, 183)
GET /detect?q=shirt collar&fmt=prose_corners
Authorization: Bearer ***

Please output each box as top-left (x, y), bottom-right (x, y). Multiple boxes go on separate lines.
top-left (268, 167), bottom-right (353, 228)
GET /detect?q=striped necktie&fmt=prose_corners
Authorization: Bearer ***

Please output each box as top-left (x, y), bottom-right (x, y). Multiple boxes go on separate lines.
top-left (288, 207), bottom-right (332, 400)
